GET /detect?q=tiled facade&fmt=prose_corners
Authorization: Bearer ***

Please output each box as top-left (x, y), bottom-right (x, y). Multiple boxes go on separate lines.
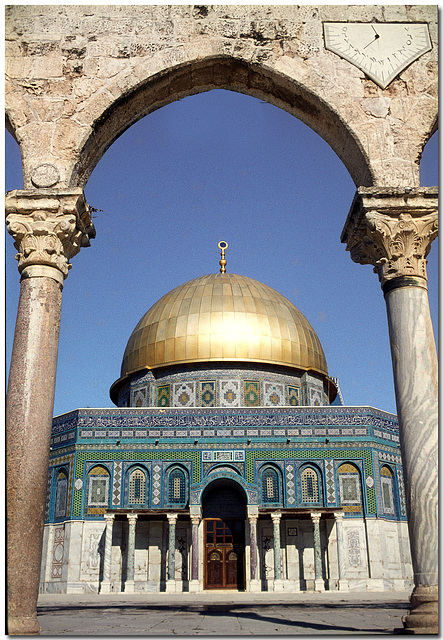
top-left (41, 405), bottom-right (412, 595)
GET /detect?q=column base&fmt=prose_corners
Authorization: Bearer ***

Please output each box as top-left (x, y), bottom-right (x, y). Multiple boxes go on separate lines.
top-left (338, 579), bottom-right (349, 592)
top-left (100, 581), bottom-right (112, 594)
top-left (402, 585), bottom-right (438, 634)
top-left (166, 580), bottom-right (177, 593)
top-left (124, 580), bottom-right (135, 594)
top-left (314, 579), bottom-right (325, 592)
top-left (188, 579), bottom-right (200, 593)
top-left (249, 579), bottom-right (261, 593)
top-left (273, 579), bottom-right (285, 592)
top-left (7, 614), bottom-right (41, 636)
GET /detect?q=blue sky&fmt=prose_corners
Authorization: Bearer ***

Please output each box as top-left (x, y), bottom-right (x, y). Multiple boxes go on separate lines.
top-left (5, 88), bottom-right (438, 416)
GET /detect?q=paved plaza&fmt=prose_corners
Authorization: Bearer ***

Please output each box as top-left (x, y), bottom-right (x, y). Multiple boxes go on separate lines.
top-left (37, 591), bottom-right (410, 635)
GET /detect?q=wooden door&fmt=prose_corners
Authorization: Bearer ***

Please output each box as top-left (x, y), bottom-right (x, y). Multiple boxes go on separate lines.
top-left (204, 519), bottom-right (244, 589)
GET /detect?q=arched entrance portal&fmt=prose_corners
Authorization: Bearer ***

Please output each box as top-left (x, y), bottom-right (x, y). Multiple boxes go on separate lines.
top-left (202, 479), bottom-right (247, 590)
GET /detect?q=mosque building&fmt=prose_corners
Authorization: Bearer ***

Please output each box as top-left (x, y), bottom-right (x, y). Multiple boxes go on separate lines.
top-left (40, 242), bottom-right (412, 594)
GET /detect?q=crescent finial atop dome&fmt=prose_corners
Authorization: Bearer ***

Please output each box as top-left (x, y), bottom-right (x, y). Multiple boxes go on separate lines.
top-left (218, 240), bottom-right (228, 273)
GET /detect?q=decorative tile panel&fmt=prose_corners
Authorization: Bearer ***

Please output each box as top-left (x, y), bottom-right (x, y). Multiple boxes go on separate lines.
top-left (287, 386), bottom-right (300, 406)
top-left (325, 459), bottom-right (336, 504)
top-left (309, 387), bottom-right (323, 406)
top-left (51, 525), bottom-right (65, 578)
top-left (219, 380), bottom-right (241, 407)
top-left (173, 382), bottom-right (196, 407)
top-left (157, 385), bottom-right (170, 407)
top-left (131, 387), bottom-right (147, 407)
top-left (263, 382), bottom-right (285, 406)
top-left (286, 463), bottom-right (295, 505)
top-left (112, 461), bottom-right (122, 506)
top-left (397, 467), bottom-right (406, 517)
top-left (200, 381), bottom-right (216, 407)
top-left (244, 381), bottom-right (260, 407)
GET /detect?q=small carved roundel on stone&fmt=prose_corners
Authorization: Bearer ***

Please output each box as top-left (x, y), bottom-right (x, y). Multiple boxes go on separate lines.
top-left (366, 476), bottom-right (374, 488)
top-left (74, 478), bottom-right (83, 490)
top-left (30, 163), bottom-right (60, 188)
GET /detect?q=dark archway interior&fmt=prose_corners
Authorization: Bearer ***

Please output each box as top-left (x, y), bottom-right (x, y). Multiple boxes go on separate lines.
top-left (202, 478), bottom-right (247, 519)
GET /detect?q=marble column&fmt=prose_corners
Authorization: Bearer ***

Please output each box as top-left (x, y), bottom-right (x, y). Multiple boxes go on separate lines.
top-left (310, 512), bottom-right (324, 591)
top-left (100, 514), bottom-right (115, 594)
top-left (5, 190), bottom-right (94, 634)
top-left (189, 514), bottom-right (200, 592)
top-left (271, 512), bottom-right (283, 591)
top-left (125, 514), bottom-right (138, 593)
top-left (248, 510), bottom-right (261, 592)
top-left (166, 513), bottom-right (178, 593)
top-left (334, 512), bottom-right (349, 591)
top-left (342, 187), bottom-right (438, 633)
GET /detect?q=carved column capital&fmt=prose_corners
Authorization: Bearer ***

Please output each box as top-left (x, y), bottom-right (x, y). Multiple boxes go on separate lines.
top-left (5, 189), bottom-right (95, 283)
top-left (310, 511), bottom-right (321, 524)
top-left (127, 514), bottom-right (138, 526)
top-left (190, 515), bottom-right (201, 526)
top-left (333, 512), bottom-right (344, 523)
top-left (104, 513), bottom-right (115, 523)
top-left (248, 514), bottom-right (258, 525)
top-left (271, 511), bottom-right (281, 523)
top-left (341, 187), bottom-right (438, 290)
top-left (167, 512), bottom-right (178, 524)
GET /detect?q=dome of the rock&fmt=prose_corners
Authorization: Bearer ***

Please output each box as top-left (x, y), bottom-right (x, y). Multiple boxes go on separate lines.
top-left (120, 272), bottom-right (328, 376)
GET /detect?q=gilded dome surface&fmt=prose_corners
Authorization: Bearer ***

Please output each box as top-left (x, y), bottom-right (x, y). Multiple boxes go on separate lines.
top-left (120, 273), bottom-right (328, 377)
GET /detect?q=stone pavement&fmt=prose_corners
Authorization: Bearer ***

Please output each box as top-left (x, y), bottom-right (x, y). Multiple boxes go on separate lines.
top-left (37, 591), bottom-right (410, 636)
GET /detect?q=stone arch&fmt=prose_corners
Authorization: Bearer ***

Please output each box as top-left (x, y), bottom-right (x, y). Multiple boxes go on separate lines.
top-left (67, 53), bottom-right (373, 189)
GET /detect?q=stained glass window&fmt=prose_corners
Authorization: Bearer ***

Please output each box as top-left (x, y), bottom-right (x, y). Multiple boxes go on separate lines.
top-left (301, 467), bottom-right (320, 503)
top-left (128, 468), bottom-right (146, 505)
top-left (262, 468), bottom-right (280, 504)
top-left (55, 469), bottom-right (68, 519)
top-left (380, 466), bottom-right (395, 514)
top-left (168, 468), bottom-right (186, 505)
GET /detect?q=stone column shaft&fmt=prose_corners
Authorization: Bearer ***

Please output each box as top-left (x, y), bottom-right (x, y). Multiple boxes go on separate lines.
top-left (271, 512), bottom-right (282, 582)
top-left (311, 512), bottom-right (324, 590)
top-left (101, 514), bottom-right (115, 591)
top-left (342, 187), bottom-right (438, 633)
top-left (249, 515), bottom-right (258, 581)
top-left (166, 514), bottom-right (178, 591)
top-left (126, 515), bottom-right (138, 583)
top-left (5, 190), bottom-right (94, 634)
top-left (190, 516), bottom-right (200, 582)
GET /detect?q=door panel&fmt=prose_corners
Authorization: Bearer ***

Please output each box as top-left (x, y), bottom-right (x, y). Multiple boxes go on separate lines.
top-left (204, 519), bottom-right (244, 589)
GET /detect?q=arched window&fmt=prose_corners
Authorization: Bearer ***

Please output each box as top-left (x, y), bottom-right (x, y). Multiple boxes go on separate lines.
top-left (87, 465), bottom-right (110, 508)
top-left (54, 468), bottom-right (68, 519)
top-left (337, 463), bottom-right (363, 514)
top-left (299, 466), bottom-right (322, 505)
top-left (126, 466), bottom-right (148, 507)
top-left (167, 467), bottom-right (187, 506)
top-left (380, 465), bottom-right (395, 515)
top-left (261, 467), bottom-right (281, 505)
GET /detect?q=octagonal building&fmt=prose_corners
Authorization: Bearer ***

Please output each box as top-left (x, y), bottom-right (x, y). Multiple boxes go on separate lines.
top-left (41, 249), bottom-right (411, 595)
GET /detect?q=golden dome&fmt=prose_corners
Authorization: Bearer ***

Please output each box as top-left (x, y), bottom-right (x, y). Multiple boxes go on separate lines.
top-left (119, 273), bottom-right (328, 378)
